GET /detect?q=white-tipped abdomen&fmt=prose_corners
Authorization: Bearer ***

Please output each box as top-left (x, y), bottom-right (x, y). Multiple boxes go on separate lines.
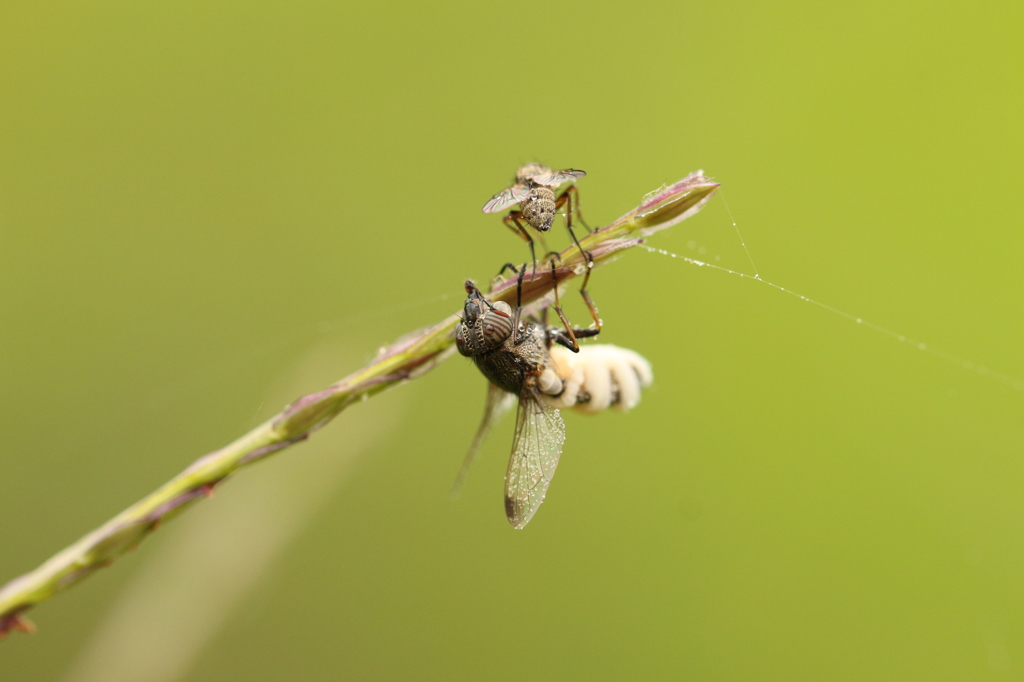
top-left (541, 344), bottom-right (653, 413)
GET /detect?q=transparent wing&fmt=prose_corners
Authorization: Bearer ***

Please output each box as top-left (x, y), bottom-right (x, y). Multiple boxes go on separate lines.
top-left (482, 185), bottom-right (530, 213)
top-left (504, 390), bottom-right (566, 529)
top-left (532, 169), bottom-right (586, 187)
top-left (450, 383), bottom-right (515, 499)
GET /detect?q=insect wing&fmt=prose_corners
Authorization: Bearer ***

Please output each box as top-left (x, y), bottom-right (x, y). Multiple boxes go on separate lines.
top-left (451, 383), bottom-right (515, 499)
top-left (482, 185), bottom-right (530, 213)
top-left (532, 169), bottom-right (586, 187)
top-left (504, 390), bottom-right (566, 528)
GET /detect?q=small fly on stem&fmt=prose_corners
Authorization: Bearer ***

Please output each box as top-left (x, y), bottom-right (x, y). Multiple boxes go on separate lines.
top-left (483, 164), bottom-right (601, 332)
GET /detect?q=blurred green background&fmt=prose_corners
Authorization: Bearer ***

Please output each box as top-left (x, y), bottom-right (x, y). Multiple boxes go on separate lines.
top-left (2, 0), bottom-right (1023, 679)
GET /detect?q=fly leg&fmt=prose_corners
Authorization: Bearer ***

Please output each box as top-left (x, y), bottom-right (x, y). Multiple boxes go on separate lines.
top-left (483, 262), bottom-right (523, 312)
top-left (548, 326), bottom-right (600, 351)
top-left (545, 255), bottom-right (599, 353)
top-left (492, 261), bottom-right (529, 345)
top-left (497, 262), bottom-right (519, 278)
top-left (553, 188), bottom-right (602, 332)
top-left (575, 257), bottom-right (601, 332)
top-left (561, 184), bottom-right (592, 233)
top-left (545, 253), bottom-right (600, 351)
top-left (512, 262), bottom-right (526, 345)
top-left (554, 185), bottom-right (591, 250)
top-left (503, 212), bottom-right (538, 276)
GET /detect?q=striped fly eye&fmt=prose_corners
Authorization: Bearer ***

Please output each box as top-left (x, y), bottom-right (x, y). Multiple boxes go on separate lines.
top-left (479, 309), bottom-right (513, 348)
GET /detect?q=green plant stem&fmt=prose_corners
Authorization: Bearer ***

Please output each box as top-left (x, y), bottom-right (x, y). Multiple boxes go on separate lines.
top-left (0, 171), bottom-right (719, 638)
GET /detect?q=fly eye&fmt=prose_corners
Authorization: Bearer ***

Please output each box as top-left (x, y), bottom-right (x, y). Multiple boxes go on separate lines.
top-left (455, 324), bottom-right (471, 357)
top-left (480, 311), bottom-right (514, 346)
top-left (492, 301), bottom-right (512, 316)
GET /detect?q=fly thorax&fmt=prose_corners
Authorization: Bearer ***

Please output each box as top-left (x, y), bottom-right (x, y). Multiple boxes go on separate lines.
top-left (523, 187), bottom-right (557, 231)
top-left (515, 163), bottom-right (550, 184)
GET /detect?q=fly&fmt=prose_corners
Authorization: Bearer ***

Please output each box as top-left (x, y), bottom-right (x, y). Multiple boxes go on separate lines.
top-left (453, 279), bottom-right (598, 528)
top-left (483, 164), bottom-right (601, 331)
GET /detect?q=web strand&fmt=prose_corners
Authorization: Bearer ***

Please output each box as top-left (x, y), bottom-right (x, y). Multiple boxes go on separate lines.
top-left (641, 245), bottom-right (1024, 393)
top-left (718, 189), bottom-right (760, 279)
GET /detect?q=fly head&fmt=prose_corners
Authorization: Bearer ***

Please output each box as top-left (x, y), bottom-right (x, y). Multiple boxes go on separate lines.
top-left (456, 281), bottom-right (515, 357)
